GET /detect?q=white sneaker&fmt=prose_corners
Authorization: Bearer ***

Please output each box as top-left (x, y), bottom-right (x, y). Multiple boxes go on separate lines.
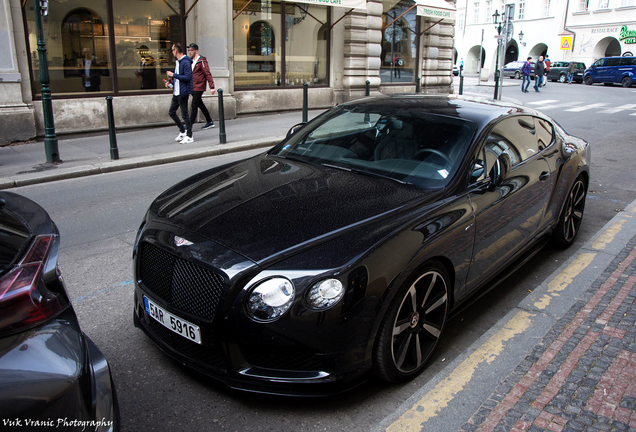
top-left (175, 132), bottom-right (186, 141)
top-left (180, 136), bottom-right (194, 144)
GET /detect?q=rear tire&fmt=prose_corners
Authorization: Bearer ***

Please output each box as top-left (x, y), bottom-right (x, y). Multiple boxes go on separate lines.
top-left (551, 176), bottom-right (587, 249)
top-left (559, 74), bottom-right (567, 83)
top-left (373, 262), bottom-right (450, 383)
top-left (622, 76), bottom-right (632, 87)
top-left (514, 71), bottom-right (520, 79)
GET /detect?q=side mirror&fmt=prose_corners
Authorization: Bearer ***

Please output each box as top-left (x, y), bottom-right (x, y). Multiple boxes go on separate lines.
top-left (286, 122), bottom-right (306, 138)
top-left (488, 153), bottom-right (512, 191)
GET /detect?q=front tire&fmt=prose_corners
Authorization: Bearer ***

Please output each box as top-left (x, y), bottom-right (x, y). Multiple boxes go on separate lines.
top-left (551, 176), bottom-right (587, 249)
top-left (373, 262), bottom-right (450, 383)
top-left (584, 75), bottom-right (593, 85)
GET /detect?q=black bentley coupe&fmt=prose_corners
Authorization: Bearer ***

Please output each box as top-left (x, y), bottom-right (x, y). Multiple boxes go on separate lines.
top-left (133, 95), bottom-right (589, 395)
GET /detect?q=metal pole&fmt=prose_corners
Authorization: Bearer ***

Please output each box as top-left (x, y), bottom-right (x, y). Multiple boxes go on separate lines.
top-left (106, 96), bottom-right (119, 160)
top-left (34, 0), bottom-right (60, 164)
top-left (416, 77), bottom-right (420, 93)
top-left (218, 89), bottom-right (226, 144)
top-left (302, 83), bottom-right (308, 123)
top-left (365, 80), bottom-right (370, 96)
top-left (459, 68), bottom-right (464, 95)
top-left (493, 25), bottom-right (501, 100)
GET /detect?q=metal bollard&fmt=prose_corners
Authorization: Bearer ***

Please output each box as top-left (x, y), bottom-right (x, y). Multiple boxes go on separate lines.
top-left (459, 72), bottom-right (464, 95)
top-left (303, 83), bottom-right (308, 123)
top-left (416, 77), bottom-right (421, 93)
top-left (365, 80), bottom-right (370, 96)
top-left (106, 96), bottom-right (119, 160)
top-left (217, 89), bottom-right (226, 144)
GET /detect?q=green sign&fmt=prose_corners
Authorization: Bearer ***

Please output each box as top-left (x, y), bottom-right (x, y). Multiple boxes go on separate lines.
top-left (620, 25), bottom-right (636, 44)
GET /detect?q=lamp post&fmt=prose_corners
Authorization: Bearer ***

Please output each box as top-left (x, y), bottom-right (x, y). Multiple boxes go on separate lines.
top-left (518, 30), bottom-right (526, 47)
top-left (33, 0), bottom-right (60, 164)
top-left (492, 9), bottom-right (502, 100)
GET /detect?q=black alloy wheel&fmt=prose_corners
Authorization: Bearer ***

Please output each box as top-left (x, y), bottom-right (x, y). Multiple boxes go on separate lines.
top-left (622, 76), bottom-right (632, 87)
top-left (559, 74), bottom-right (567, 83)
top-left (373, 262), bottom-right (449, 382)
top-left (552, 176), bottom-right (587, 249)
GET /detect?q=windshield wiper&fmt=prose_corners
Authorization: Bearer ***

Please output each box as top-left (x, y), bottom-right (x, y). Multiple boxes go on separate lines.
top-left (321, 163), bottom-right (409, 184)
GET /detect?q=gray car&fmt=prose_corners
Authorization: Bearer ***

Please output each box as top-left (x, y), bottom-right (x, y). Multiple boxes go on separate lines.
top-left (547, 61), bottom-right (586, 83)
top-left (0, 192), bottom-right (119, 431)
top-left (503, 60), bottom-right (535, 79)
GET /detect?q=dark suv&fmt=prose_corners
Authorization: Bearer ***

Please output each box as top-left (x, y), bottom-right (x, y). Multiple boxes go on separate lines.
top-left (547, 61), bottom-right (586, 83)
top-left (583, 56), bottom-right (636, 87)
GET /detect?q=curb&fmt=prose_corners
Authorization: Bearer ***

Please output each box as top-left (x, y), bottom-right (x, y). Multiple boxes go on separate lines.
top-left (0, 137), bottom-right (281, 189)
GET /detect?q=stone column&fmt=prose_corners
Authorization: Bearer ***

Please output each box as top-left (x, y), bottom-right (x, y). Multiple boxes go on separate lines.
top-left (341, 0), bottom-right (382, 101)
top-left (1, 0), bottom-right (36, 145)
top-left (419, 16), bottom-right (454, 95)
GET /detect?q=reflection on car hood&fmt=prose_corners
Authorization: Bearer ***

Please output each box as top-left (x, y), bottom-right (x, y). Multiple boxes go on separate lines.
top-left (150, 155), bottom-right (430, 263)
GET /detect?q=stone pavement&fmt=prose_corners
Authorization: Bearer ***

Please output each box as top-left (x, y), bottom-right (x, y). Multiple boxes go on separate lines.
top-left (460, 237), bottom-right (636, 432)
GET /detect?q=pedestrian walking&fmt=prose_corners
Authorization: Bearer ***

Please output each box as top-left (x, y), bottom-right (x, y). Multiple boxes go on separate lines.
top-left (542, 54), bottom-right (551, 86)
top-left (186, 43), bottom-right (216, 130)
top-left (567, 61), bottom-right (576, 84)
top-left (534, 56), bottom-right (545, 92)
top-left (166, 43), bottom-right (194, 144)
top-left (521, 57), bottom-right (532, 93)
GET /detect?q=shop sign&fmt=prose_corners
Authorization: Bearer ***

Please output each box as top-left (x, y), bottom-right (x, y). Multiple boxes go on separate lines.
top-left (284, 0), bottom-right (367, 9)
top-left (415, 0), bottom-right (456, 22)
top-left (620, 26), bottom-right (636, 44)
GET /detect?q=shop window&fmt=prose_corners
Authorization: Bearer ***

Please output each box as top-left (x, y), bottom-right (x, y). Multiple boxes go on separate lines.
top-left (233, 0), bottom-right (329, 89)
top-left (381, 0), bottom-right (418, 84)
top-left (24, 0), bottom-right (183, 97)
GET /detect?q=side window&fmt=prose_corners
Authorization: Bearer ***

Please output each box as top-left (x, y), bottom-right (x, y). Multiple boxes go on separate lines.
top-left (535, 118), bottom-right (554, 151)
top-left (606, 58), bottom-right (620, 67)
top-left (592, 59), bottom-right (604, 68)
top-left (487, 116), bottom-right (538, 165)
top-left (620, 57), bottom-right (636, 66)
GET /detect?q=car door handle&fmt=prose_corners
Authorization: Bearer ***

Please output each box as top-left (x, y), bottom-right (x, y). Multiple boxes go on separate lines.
top-left (539, 172), bottom-right (549, 181)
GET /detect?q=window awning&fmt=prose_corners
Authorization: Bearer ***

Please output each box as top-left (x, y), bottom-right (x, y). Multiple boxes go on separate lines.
top-left (284, 0), bottom-right (367, 9)
top-left (415, 0), bottom-right (455, 22)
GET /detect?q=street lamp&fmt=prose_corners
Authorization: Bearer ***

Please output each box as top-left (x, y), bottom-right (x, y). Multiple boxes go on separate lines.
top-left (492, 10), bottom-right (502, 99)
top-left (518, 30), bottom-right (526, 46)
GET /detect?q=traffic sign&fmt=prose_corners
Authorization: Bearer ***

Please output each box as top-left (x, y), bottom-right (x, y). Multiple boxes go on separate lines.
top-left (561, 36), bottom-right (573, 50)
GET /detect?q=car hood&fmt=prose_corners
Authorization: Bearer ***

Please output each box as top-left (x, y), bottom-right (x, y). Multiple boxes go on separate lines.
top-left (149, 154), bottom-right (431, 264)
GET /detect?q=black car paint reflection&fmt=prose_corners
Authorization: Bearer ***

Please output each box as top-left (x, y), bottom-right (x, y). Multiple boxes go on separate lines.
top-left (133, 95), bottom-right (590, 395)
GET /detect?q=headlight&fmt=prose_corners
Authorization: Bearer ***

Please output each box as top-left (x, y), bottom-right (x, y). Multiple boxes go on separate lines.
top-left (306, 279), bottom-right (344, 311)
top-left (247, 278), bottom-right (294, 321)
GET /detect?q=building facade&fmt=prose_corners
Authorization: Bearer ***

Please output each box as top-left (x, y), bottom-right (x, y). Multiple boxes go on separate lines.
top-left (453, 0), bottom-right (636, 78)
top-left (0, 0), bottom-right (456, 144)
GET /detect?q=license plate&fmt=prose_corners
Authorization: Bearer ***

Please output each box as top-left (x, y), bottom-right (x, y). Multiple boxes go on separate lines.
top-left (144, 296), bottom-right (202, 344)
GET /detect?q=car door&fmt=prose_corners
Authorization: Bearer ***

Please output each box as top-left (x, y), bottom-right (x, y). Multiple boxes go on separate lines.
top-left (604, 57), bottom-right (621, 82)
top-left (465, 116), bottom-right (551, 291)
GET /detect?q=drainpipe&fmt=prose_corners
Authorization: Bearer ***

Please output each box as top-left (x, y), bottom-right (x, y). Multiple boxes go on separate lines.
top-left (563, 0), bottom-right (576, 52)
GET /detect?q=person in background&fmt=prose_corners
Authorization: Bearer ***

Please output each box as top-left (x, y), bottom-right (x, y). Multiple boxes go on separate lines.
top-left (521, 57), bottom-right (532, 93)
top-left (166, 43), bottom-right (194, 144)
top-left (534, 56), bottom-right (545, 92)
top-left (567, 61), bottom-right (577, 84)
top-left (186, 43), bottom-right (216, 130)
top-left (81, 48), bottom-right (101, 92)
top-left (542, 54), bottom-right (551, 86)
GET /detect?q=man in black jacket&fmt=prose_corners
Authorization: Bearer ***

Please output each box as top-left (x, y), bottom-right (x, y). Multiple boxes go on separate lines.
top-left (534, 56), bottom-right (545, 92)
top-left (166, 43), bottom-right (194, 144)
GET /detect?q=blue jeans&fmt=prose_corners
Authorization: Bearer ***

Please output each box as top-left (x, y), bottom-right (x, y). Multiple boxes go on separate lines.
top-left (534, 76), bottom-right (541, 91)
top-left (522, 75), bottom-right (531, 92)
top-left (567, 72), bottom-right (573, 83)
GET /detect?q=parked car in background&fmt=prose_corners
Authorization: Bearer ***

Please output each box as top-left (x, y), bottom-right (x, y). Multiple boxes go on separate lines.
top-left (133, 95), bottom-right (590, 395)
top-left (0, 192), bottom-right (119, 431)
top-left (584, 56), bottom-right (636, 87)
top-left (548, 61), bottom-right (586, 83)
top-left (503, 60), bottom-right (534, 79)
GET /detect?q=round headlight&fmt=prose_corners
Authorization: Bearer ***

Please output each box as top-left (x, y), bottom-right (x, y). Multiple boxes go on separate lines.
top-left (247, 278), bottom-right (294, 321)
top-left (306, 279), bottom-right (344, 310)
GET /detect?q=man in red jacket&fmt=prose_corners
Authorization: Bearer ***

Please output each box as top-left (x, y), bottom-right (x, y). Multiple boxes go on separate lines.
top-left (187, 43), bottom-right (216, 130)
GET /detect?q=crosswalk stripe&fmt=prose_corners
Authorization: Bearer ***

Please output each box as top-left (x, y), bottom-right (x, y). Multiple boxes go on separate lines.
top-left (532, 101), bottom-right (584, 111)
top-left (564, 103), bottom-right (609, 112)
top-left (598, 104), bottom-right (636, 114)
top-left (527, 100), bottom-right (559, 105)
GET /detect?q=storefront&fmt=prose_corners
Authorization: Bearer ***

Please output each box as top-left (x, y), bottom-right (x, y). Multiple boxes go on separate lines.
top-left (2, 0), bottom-right (456, 143)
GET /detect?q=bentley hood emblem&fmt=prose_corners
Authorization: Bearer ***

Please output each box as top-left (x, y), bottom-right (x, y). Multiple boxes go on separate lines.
top-left (174, 236), bottom-right (193, 247)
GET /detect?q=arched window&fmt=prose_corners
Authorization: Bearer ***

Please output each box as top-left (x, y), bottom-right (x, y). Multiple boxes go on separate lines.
top-left (249, 21), bottom-right (275, 56)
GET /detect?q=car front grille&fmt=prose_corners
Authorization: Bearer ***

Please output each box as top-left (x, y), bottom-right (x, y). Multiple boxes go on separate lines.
top-left (139, 242), bottom-right (225, 321)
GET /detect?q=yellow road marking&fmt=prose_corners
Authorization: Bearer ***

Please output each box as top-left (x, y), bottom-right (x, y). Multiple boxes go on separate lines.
top-left (532, 253), bottom-right (596, 310)
top-left (386, 311), bottom-right (534, 432)
top-left (592, 220), bottom-right (626, 250)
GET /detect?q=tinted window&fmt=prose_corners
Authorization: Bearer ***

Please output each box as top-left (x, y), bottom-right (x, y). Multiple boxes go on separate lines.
top-left (606, 58), bottom-right (621, 67)
top-left (592, 59), bottom-right (604, 67)
top-left (620, 57), bottom-right (636, 66)
top-left (577, 63), bottom-right (586, 69)
top-left (486, 116), bottom-right (539, 166)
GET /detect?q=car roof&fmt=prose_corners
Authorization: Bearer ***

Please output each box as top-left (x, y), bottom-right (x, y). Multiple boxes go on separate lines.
top-left (339, 95), bottom-right (543, 130)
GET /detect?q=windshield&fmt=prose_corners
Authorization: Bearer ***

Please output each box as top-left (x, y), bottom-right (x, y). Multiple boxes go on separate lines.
top-left (272, 106), bottom-right (477, 188)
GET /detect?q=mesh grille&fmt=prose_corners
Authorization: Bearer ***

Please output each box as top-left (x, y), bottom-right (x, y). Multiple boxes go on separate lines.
top-left (139, 242), bottom-right (225, 321)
